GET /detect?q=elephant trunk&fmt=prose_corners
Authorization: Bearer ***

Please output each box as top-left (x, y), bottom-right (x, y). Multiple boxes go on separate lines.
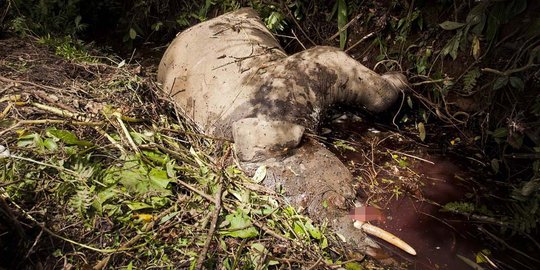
top-left (284, 47), bottom-right (408, 113)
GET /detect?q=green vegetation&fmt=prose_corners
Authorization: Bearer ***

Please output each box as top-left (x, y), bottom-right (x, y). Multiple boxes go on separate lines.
top-left (0, 51), bottom-right (350, 268)
top-left (1, 0), bottom-right (539, 269)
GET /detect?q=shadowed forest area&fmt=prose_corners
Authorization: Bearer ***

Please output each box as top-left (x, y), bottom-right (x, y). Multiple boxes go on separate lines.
top-left (0, 1), bottom-right (539, 269)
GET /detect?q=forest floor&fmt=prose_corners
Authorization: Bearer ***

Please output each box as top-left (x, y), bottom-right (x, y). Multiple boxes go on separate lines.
top-left (1, 6), bottom-right (539, 269)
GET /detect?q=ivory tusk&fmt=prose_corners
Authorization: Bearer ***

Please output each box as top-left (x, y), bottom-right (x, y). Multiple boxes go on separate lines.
top-left (354, 220), bottom-right (417, 256)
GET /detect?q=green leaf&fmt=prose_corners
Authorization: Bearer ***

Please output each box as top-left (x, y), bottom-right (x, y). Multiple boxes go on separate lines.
top-left (442, 30), bottom-right (463, 60)
top-left (222, 210), bottom-right (258, 238)
top-left (466, 3), bottom-right (487, 25)
top-left (151, 22), bottom-right (163, 31)
top-left (110, 157), bottom-right (170, 195)
top-left (264, 11), bottom-right (286, 31)
top-left (126, 201), bottom-right (152, 211)
top-left (519, 178), bottom-right (540, 197)
top-left (93, 187), bottom-right (116, 215)
top-left (486, 3), bottom-right (505, 42)
top-left (251, 242), bottom-right (265, 252)
top-left (117, 163), bottom-right (149, 192)
top-left (321, 236), bottom-right (328, 249)
top-left (159, 212), bottom-right (179, 224)
top-left (143, 150), bottom-right (168, 164)
top-left (250, 242), bottom-right (268, 267)
top-left (304, 221), bottom-right (322, 240)
top-left (229, 189), bottom-right (250, 204)
top-left (150, 196), bottom-right (170, 208)
top-left (441, 202), bottom-right (475, 213)
top-left (17, 133), bottom-right (41, 148)
top-left (493, 76), bottom-right (508, 90)
top-left (345, 262), bottom-right (364, 270)
top-left (505, 0), bottom-right (527, 22)
top-left (467, 2), bottom-right (488, 35)
top-left (334, 140), bottom-right (356, 152)
top-left (129, 28), bottom-right (137, 40)
top-left (471, 13), bottom-right (487, 35)
top-left (491, 127), bottom-right (508, 138)
top-left (293, 221), bottom-right (306, 237)
top-left (322, 200), bottom-right (328, 208)
top-left (509, 77), bottom-right (524, 91)
top-left (42, 138), bottom-right (58, 151)
top-left (337, 0), bottom-right (348, 49)
top-left (47, 128), bottom-right (92, 146)
top-left (439, 21), bottom-right (466, 30)
top-left (149, 168), bottom-right (171, 189)
top-left (166, 160), bottom-right (176, 178)
top-left (418, 122), bottom-right (426, 141)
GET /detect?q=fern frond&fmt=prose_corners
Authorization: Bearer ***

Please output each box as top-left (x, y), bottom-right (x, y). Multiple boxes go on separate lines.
top-left (69, 186), bottom-right (95, 216)
top-left (463, 68), bottom-right (481, 93)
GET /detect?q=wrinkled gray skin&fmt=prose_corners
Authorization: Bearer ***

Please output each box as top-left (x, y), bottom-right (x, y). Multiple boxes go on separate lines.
top-left (158, 8), bottom-right (407, 255)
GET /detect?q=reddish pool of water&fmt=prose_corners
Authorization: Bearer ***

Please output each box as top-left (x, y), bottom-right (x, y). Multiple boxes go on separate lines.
top-left (374, 157), bottom-right (482, 269)
top-left (325, 114), bottom-right (538, 269)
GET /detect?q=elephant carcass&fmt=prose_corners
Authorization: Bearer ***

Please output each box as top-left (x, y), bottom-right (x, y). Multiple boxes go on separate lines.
top-left (157, 8), bottom-right (414, 256)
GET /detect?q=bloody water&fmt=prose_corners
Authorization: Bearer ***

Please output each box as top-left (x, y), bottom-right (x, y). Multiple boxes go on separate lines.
top-left (374, 157), bottom-right (482, 269)
top-left (325, 113), bottom-right (538, 270)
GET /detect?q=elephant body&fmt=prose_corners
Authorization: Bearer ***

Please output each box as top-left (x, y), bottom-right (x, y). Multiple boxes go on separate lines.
top-left (158, 8), bottom-right (410, 256)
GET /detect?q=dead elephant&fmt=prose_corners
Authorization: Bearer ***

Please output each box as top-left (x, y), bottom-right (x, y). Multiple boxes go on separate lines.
top-left (157, 8), bottom-right (414, 257)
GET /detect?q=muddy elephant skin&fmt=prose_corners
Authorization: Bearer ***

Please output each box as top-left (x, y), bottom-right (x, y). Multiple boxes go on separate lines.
top-left (158, 8), bottom-right (409, 255)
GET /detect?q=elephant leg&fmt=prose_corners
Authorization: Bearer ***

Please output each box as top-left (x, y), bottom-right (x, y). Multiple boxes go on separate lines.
top-left (232, 117), bottom-right (305, 162)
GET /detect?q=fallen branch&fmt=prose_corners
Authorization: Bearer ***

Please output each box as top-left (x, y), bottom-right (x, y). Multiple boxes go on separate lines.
top-left (0, 75), bottom-right (77, 94)
top-left (285, 5), bottom-right (316, 46)
top-left (345, 32), bottom-right (375, 53)
top-left (93, 126), bottom-right (126, 154)
top-left (481, 64), bottom-right (538, 77)
top-left (194, 181), bottom-right (223, 270)
top-left (387, 149), bottom-right (435, 164)
top-left (31, 102), bottom-right (92, 122)
top-left (1, 145), bottom-right (79, 176)
top-left (411, 78), bottom-right (451, 86)
top-left (113, 112), bottom-right (140, 153)
top-left (327, 13), bottom-right (363, 41)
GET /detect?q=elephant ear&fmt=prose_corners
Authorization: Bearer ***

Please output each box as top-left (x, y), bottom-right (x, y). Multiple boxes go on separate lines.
top-left (232, 118), bottom-right (305, 162)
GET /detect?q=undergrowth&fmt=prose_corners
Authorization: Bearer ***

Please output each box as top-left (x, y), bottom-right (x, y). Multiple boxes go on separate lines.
top-left (0, 38), bottom-right (372, 269)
